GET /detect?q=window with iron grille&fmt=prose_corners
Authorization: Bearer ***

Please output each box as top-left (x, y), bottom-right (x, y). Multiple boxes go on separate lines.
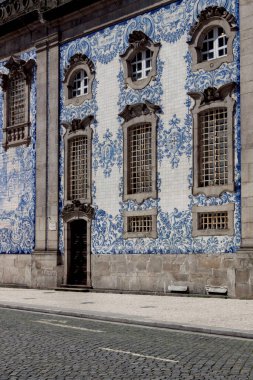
top-left (201, 27), bottom-right (228, 62)
top-left (131, 49), bottom-right (153, 81)
top-left (128, 123), bottom-right (152, 195)
top-left (0, 56), bottom-right (35, 150)
top-left (68, 136), bottom-right (88, 201)
top-left (127, 215), bottom-right (152, 233)
top-left (123, 209), bottom-right (157, 238)
top-left (188, 82), bottom-right (235, 197)
top-left (120, 102), bottom-right (158, 203)
top-left (9, 74), bottom-right (26, 127)
top-left (199, 107), bottom-right (228, 188)
top-left (192, 204), bottom-right (234, 237)
top-left (198, 211), bottom-right (228, 230)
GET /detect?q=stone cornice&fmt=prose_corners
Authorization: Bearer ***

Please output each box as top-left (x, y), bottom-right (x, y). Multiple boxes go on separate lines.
top-left (62, 115), bottom-right (94, 134)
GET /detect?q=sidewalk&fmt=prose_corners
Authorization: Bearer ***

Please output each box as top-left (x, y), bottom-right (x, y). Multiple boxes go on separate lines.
top-left (0, 287), bottom-right (252, 339)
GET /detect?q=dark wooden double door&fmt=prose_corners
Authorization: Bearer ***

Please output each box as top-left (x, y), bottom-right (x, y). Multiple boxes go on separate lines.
top-left (68, 220), bottom-right (88, 285)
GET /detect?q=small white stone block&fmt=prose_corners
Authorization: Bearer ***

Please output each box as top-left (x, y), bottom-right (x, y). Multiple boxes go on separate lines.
top-left (205, 286), bottom-right (228, 295)
top-left (168, 285), bottom-right (188, 292)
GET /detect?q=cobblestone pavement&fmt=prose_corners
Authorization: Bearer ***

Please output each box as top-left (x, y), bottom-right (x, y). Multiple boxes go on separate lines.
top-left (0, 308), bottom-right (253, 380)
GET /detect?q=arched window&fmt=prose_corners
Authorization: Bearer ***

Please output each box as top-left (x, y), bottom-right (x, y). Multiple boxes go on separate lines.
top-left (131, 49), bottom-right (153, 81)
top-left (201, 27), bottom-right (228, 62)
top-left (63, 54), bottom-right (95, 106)
top-left (120, 31), bottom-right (160, 90)
top-left (72, 70), bottom-right (89, 98)
top-left (188, 6), bottom-right (236, 71)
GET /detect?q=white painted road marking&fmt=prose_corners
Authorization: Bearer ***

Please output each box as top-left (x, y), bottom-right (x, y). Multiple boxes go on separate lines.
top-left (34, 320), bottom-right (104, 333)
top-left (99, 347), bottom-right (179, 363)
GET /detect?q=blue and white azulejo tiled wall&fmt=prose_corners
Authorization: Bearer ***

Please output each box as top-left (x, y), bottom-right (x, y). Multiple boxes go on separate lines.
top-left (59, 0), bottom-right (240, 255)
top-left (0, 50), bottom-right (36, 254)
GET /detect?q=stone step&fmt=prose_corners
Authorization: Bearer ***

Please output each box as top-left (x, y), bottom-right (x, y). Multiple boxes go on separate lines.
top-left (55, 285), bottom-right (92, 292)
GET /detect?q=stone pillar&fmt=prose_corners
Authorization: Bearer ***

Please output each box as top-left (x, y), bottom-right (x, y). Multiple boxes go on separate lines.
top-left (235, 0), bottom-right (253, 298)
top-left (240, 1), bottom-right (253, 248)
top-left (34, 38), bottom-right (48, 252)
top-left (32, 34), bottom-right (60, 288)
top-left (47, 34), bottom-right (60, 252)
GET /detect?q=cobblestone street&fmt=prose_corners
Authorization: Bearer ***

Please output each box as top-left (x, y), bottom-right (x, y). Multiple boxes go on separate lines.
top-left (0, 308), bottom-right (253, 380)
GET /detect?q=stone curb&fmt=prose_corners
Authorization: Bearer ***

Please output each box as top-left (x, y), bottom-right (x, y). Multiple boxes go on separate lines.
top-left (0, 303), bottom-right (253, 340)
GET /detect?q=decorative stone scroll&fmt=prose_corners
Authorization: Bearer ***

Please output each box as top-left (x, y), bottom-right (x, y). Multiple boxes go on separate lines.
top-left (189, 6), bottom-right (237, 38)
top-left (119, 101), bottom-right (161, 123)
top-left (62, 115), bottom-right (94, 135)
top-left (62, 200), bottom-right (95, 222)
top-left (188, 82), bottom-right (236, 106)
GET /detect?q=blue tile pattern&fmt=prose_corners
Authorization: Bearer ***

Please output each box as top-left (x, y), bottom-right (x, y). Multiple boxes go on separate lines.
top-left (58, 0), bottom-right (240, 255)
top-left (0, 50), bottom-right (36, 253)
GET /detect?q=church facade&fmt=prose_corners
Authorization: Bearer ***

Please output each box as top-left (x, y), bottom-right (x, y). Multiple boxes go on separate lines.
top-left (0, 0), bottom-right (252, 298)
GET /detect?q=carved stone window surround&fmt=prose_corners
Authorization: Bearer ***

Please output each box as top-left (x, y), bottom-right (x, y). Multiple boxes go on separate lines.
top-left (192, 203), bottom-right (234, 237)
top-left (188, 6), bottom-right (237, 72)
top-left (63, 53), bottom-right (95, 106)
top-left (62, 115), bottom-right (93, 206)
top-left (188, 82), bottom-right (236, 197)
top-left (120, 31), bottom-right (161, 90)
top-left (123, 208), bottom-right (157, 239)
top-left (119, 101), bottom-right (160, 204)
top-left (0, 55), bottom-right (35, 150)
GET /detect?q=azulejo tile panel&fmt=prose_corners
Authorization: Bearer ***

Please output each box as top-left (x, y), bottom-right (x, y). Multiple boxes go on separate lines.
top-left (59, 0), bottom-right (240, 255)
top-left (0, 50), bottom-right (36, 253)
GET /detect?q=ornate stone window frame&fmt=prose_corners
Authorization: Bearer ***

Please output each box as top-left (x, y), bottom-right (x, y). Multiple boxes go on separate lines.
top-left (192, 203), bottom-right (234, 237)
top-left (188, 83), bottom-right (236, 198)
top-left (119, 101), bottom-right (160, 204)
top-left (188, 6), bottom-right (237, 72)
top-left (123, 208), bottom-right (157, 239)
top-left (0, 55), bottom-right (35, 150)
top-left (62, 115), bottom-right (93, 206)
top-left (120, 31), bottom-right (161, 90)
top-left (63, 53), bottom-right (95, 106)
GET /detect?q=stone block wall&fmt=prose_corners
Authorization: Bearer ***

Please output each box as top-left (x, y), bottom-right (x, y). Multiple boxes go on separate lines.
top-left (92, 253), bottom-right (253, 298)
